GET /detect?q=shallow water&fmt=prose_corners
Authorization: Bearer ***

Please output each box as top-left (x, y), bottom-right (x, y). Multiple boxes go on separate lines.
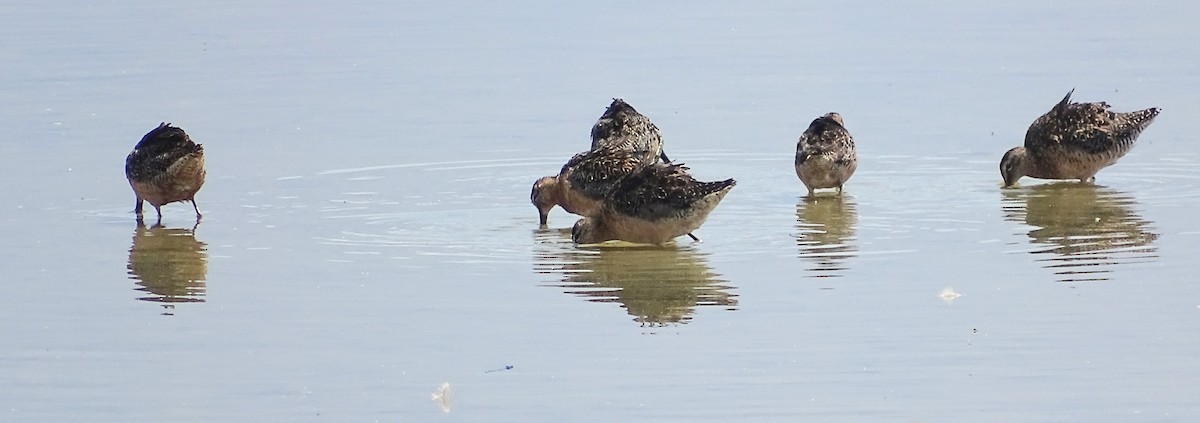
top-left (3, 1), bottom-right (1200, 421)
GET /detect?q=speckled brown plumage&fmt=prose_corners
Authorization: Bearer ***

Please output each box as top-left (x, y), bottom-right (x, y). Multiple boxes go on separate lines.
top-left (571, 163), bottom-right (735, 245)
top-left (590, 98), bottom-right (671, 164)
top-left (795, 112), bottom-right (857, 195)
top-left (532, 146), bottom-right (646, 225)
top-left (532, 98), bottom-right (683, 230)
top-left (1000, 90), bottom-right (1159, 186)
top-left (125, 123), bottom-right (206, 223)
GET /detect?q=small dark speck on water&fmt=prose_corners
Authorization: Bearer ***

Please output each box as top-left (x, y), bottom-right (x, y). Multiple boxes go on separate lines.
top-left (485, 365), bottom-right (514, 374)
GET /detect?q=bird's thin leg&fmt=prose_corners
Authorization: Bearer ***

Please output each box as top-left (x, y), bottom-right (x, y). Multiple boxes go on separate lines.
top-left (660, 151), bottom-right (672, 163)
top-left (687, 233), bottom-right (701, 242)
top-left (134, 198), bottom-right (144, 216)
top-left (190, 199), bottom-right (203, 221)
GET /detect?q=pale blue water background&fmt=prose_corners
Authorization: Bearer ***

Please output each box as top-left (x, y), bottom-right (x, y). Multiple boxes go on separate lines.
top-left (2, 1), bottom-right (1198, 421)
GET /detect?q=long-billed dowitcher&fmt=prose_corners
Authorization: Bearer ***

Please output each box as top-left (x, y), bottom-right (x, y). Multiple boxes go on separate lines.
top-left (125, 123), bottom-right (206, 223)
top-left (590, 98), bottom-right (671, 164)
top-left (1000, 89), bottom-right (1159, 187)
top-left (795, 112), bottom-right (857, 195)
top-left (571, 163), bottom-right (735, 245)
top-left (532, 146), bottom-right (645, 225)
top-left (533, 98), bottom-right (669, 224)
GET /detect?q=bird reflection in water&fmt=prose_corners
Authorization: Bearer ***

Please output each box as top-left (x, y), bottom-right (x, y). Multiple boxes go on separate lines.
top-left (795, 194), bottom-right (858, 277)
top-left (1002, 184), bottom-right (1158, 282)
top-left (533, 229), bottom-right (737, 326)
top-left (126, 223), bottom-right (208, 314)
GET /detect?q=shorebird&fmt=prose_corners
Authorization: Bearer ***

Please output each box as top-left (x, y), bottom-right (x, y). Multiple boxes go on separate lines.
top-left (534, 99), bottom-right (703, 240)
top-left (590, 98), bottom-right (671, 164)
top-left (571, 162), bottom-right (735, 245)
top-left (795, 112), bottom-right (857, 195)
top-left (125, 123), bottom-right (206, 223)
top-left (1000, 89), bottom-right (1159, 187)
top-left (532, 146), bottom-right (645, 225)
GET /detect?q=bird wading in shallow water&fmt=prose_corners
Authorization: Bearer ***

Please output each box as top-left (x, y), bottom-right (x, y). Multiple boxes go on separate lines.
top-left (532, 146), bottom-right (646, 225)
top-left (1000, 89), bottom-right (1159, 187)
top-left (590, 98), bottom-right (671, 164)
top-left (125, 123), bottom-right (206, 224)
top-left (795, 112), bottom-right (857, 195)
top-left (571, 162), bottom-right (735, 245)
top-left (533, 99), bottom-right (668, 225)
top-left (534, 98), bottom-right (701, 240)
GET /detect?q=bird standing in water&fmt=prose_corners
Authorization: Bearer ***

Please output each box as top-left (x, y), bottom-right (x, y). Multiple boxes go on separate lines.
top-left (794, 112), bottom-right (857, 195)
top-left (1000, 89), bottom-right (1159, 187)
top-left (125, 123), bottom-right (206, 224)
top-left (534, 99), bottom-right (697, 238)
top-left (571, 162), bottom-right (735, 245)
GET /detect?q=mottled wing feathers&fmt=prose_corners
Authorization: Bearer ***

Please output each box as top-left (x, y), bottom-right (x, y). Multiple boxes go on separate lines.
top-left (589, 98), bottom-right (665, 164)
top-left (1026, 90), bottom-right (1160, 155)
top-left (796, 114), bottom-right (854, 165)
top-left (607, 163), bottom-right (735, 221)
top-left (562, 147), bottom-right (646, 200)
top-left (597, 98), bottom-right (639, 122)
top-left (589, 98), bottom-right (640, 146)
top-left (126, 145), bottom-right (204, 181)
top-left (134, 122), bottom-right (189, 149)
top-left (125, 123), bottom-right (203, 182)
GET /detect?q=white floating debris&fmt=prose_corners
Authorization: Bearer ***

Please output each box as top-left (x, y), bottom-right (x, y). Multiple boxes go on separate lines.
top-left (431, 382), bottom-right (452, 414)
top-left (939, 287), bottom-right (962, 304)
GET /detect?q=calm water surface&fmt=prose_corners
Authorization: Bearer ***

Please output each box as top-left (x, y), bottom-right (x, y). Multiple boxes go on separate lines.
top-left (2, 1), bottom-right (1199, 422)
